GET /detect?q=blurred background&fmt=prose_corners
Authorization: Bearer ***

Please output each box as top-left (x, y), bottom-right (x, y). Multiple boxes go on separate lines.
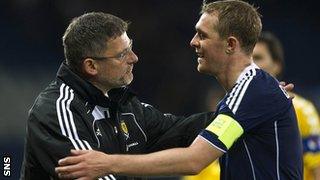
top-left (0, 0), bottom-right (319, 179)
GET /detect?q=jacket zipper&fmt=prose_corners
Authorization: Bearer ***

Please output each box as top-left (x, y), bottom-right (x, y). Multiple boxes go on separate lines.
top-left (115, 109), bottom-right (127, 153)
top-left (106, 104), bottom-right (127, 153)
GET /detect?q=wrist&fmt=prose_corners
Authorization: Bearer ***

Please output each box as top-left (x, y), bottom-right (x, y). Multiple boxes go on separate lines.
top-left (106, 154), bottom-right (118, 174)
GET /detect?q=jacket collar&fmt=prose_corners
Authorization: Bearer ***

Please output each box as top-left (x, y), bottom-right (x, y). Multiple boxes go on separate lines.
top-left (56, 63), bottom-right (135, 107)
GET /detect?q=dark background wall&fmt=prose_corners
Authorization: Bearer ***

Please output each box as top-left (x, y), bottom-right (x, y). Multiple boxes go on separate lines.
top-left (0, 0), bottom-right (319, 179)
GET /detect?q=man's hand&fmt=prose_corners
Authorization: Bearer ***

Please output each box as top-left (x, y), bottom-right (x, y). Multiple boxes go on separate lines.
top-left (55, 150), bottom-right (111, 180)
top-left (280, 81), bottom-right (295, 99)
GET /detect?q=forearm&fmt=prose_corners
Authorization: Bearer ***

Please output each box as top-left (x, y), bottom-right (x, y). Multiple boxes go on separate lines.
top-left (110, 147), bottom-right (200, 176)
top-left (56, 137), bottom-right (223, 179)
top-left (109, 138), bottom-right (222, 176)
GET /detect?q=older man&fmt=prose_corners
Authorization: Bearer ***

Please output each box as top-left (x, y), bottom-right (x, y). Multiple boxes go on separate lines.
top-left (20, 12), bottom-right (215, 180)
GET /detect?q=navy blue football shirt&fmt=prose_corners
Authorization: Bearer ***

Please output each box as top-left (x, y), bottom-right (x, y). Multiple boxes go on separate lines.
top-left (199, 63), bottom-right (302, 180)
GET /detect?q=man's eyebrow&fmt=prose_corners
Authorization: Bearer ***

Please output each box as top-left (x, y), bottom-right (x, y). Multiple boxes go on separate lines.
top-left (195, 27), bottom-right (209, 37)
top-left (116, 39), bottom-right (132, 56)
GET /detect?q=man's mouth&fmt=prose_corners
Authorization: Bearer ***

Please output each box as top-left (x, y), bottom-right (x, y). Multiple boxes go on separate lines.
top-left (196, 51), bottom-right (204, 58)
top-left (127, 67), bottom-right (133, 73)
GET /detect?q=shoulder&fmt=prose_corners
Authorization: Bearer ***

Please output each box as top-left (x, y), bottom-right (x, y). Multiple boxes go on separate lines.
top-left (29, 80), bottom-right (84, 123)
top-left (220, 68), bottom-right (291, 121)
top-left (241, 69), bottom-right (289, 103)
top-left (30, 81), bottom-right (60, 113)
top-left (223, 68), bottom-right (279, 114)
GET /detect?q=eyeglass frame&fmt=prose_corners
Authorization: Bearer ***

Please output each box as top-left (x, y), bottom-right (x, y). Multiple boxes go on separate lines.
top-left (83, 39), bottom-right (133, 62)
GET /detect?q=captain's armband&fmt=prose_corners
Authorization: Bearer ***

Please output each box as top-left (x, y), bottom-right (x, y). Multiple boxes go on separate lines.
top-left (206, 114), bottom-right (244, 149)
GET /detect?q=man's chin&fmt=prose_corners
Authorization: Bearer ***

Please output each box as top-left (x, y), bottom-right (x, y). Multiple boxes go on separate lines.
top-left (124, 75), bottom-right (133, 85)
top-left (197, 64), bottom-right (205, 73)
top-left (197, 65), bottom-right (211, 75)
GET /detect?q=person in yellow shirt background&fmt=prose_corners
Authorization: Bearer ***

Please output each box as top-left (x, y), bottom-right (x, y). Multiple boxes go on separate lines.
top-left (185, 31), bottom-right (320, 180)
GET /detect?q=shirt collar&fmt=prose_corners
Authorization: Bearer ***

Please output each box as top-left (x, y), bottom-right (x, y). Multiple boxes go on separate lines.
top-left (235, 62), bottom-right (260, 84)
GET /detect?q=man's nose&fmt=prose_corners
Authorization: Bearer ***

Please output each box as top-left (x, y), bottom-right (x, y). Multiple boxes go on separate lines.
top-left (190, 34), bottom-right (199, 48)
top-left (128, 50), bottom-right (138, 64)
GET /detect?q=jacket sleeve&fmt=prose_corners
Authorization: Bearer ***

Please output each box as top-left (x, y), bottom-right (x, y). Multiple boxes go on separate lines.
top-left (21, 99), bottom-right (97, 179)
top-left (140, 103), bottom-right (215, 152)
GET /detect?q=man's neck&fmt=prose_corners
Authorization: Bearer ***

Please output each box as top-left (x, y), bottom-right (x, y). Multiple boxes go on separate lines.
top-left (91, 81), bottom-right (111, 95)
top-left (216, 55), bottom-right (252, 92)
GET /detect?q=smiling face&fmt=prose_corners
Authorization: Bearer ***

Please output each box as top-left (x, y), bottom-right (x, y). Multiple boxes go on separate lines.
top-left (190, 13), bottom-right (227, 76)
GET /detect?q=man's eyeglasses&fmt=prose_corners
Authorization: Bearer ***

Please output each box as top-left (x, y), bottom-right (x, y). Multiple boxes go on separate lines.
top-left (84, 39), bottom-right (133, 62)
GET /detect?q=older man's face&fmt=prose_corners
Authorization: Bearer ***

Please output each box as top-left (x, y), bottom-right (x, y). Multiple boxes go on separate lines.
top-left (95, 32), bottom-right (138, 90)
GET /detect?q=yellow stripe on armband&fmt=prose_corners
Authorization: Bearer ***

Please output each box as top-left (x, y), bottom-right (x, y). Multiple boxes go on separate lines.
top-left (206, 114), bottom-right (244, 149)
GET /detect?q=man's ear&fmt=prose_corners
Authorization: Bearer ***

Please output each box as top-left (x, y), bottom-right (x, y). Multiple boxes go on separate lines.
top-left (225, 36), bottom-right (238, 55)
top-left (273, 60), bottom-right (283, 77)
top-left (83, 58), bottom-right (98, 76)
